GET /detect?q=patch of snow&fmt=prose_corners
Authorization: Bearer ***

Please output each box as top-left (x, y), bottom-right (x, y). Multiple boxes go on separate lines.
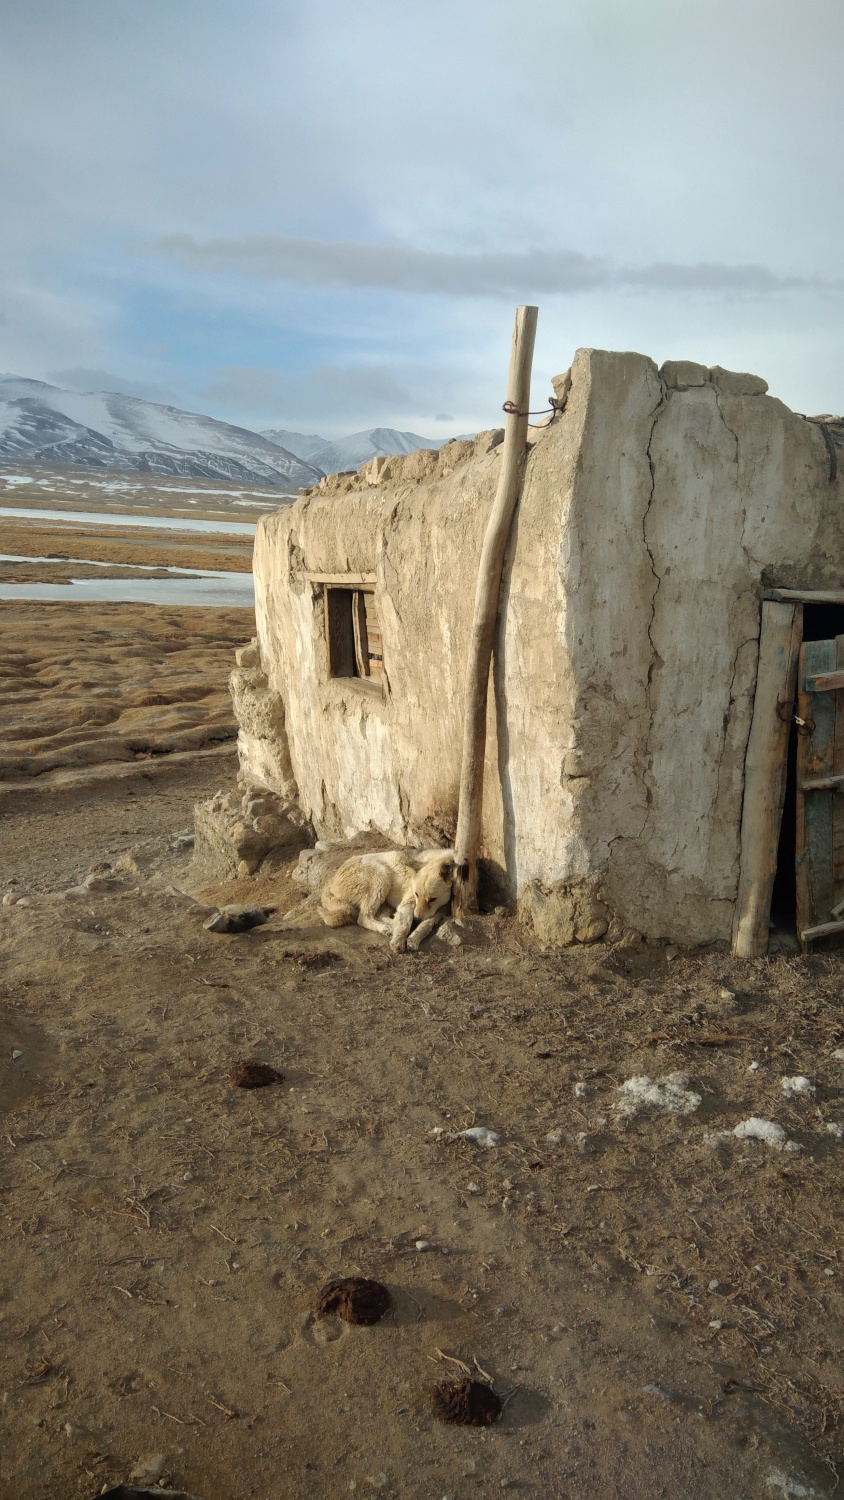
top-left (781, 1076), bottom-right (815, 1098)
top-left (430, 1125), bottom-right (500, 1148)
top-left (615, 1072), bottom-right (701, 1119)
top-left (826, 1122), bottom-right (844, 1140)
top-left (766, 1470), bottom-right (821, 1498)
top-left (732, 1118), bottom-right (801, 1153)
top-left (832, 1049), bottom-right (844, 1061)
top-left (459, 1127), bottom-right (500, 1149)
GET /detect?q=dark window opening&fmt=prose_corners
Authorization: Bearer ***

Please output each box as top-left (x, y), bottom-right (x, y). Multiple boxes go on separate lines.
top-left (770, 601), bottom-right (844, 940)
top-left (325, 587), bottom-right (383, 684)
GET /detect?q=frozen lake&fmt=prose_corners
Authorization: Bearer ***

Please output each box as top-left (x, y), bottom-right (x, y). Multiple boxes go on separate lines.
top-left (0, 505), bottom-right (257, 535)
top-left (0, 572), bottom-right (255, 607)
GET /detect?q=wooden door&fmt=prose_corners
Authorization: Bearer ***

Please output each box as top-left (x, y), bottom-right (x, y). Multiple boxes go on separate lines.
top-left (796, 636), bottom-right (844, 948)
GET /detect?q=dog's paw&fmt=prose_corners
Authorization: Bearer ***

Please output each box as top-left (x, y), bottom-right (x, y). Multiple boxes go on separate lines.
top-left (389, 938), bottom-right (408, 954)
top-left (406, 932), bottom-right (423, 952)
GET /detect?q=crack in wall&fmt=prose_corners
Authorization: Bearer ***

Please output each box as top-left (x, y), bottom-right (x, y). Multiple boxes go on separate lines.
top-left (711, 626), bottom-right (760, 833)
top-left (713, 388), bottom-right (753, 570)
top-left (640, 381), bottom-right (668, 830)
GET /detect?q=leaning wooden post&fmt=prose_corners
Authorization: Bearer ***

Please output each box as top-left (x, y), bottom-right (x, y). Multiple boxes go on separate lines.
top-left (453, 305), bottom-right (538, 916)
top-left (732, 600), bottom-right (803, 957)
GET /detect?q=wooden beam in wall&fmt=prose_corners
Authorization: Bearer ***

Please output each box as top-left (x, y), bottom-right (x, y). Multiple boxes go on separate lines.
top-left (305, 572), bottom-right (376, 587)
top-left (732, 600), bottom-right (803, 958)
top-left (766, 589), bottom-right (844, 604)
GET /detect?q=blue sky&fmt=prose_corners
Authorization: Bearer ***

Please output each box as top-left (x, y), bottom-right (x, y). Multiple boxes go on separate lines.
top-left (2, 0), bottom-right (843, 437)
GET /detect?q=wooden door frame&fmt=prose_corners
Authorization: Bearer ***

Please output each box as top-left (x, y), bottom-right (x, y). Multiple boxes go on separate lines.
top-left (733, 590), bottom-right (844, 957)
top-left (795, 635), bottom-right (844, 949)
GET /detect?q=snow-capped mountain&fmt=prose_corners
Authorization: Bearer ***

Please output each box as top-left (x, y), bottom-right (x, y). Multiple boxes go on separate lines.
top-left (0, 377), bottom-right (323, 489)
top-left (260, 428), bottom-right (330, 463)
top-left (259, 425), bottom-right (462, 477)
top-left (312, 428), bottom-right (444, 475)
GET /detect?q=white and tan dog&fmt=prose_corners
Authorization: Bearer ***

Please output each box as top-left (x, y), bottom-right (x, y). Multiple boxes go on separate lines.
top-left (320, 848), bottom-right (455, 952)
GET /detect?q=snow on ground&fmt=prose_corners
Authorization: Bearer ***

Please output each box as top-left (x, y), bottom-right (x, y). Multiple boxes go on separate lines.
top-left (731, 1118), bottom-right (801, 1152)
top-left (781, 1076), bottom-right (816, 1097)
top-left (614, 1072), bottom-right (702, 1119)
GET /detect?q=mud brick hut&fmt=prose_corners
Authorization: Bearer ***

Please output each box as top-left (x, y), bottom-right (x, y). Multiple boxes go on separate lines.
top-left (230, 348), bottom-right (844, 955)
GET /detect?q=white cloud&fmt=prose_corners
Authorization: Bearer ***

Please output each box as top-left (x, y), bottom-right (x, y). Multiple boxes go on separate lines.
top-left (202, 363), bottom-right (416, 427)
top-left (47, 368), bottom-right (176, 402)
top-left (153, 233), bottom-right (841, 300)
top-left (2, 0), bottom-right (844, 425)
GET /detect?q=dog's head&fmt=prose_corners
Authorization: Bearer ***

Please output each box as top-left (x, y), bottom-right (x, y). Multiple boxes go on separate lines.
top-left (412, 857), bottom-right (455, 920)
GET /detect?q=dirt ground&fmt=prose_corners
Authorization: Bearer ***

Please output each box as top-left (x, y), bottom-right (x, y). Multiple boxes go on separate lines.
top-left (1, 576), bottom-right (843, 1500)
top-left (2, 748), bottom-right (844, 1500)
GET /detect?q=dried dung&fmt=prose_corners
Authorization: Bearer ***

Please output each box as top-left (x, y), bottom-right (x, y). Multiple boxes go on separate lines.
top-left (315, 1276), bottom-right (390, 1325)
top-left (432, 1377), bottom-right (501, 1426)
top-left (228, 1061), bottom-right (284, 1089)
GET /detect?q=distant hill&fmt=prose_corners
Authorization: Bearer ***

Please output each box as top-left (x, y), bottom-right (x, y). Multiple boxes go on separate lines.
top-left (260, 428), bottom-right (330, 463)
top-left (0, 377), bottom-right (323, 489)
top-left (259, 425), bottom-right (468, 478)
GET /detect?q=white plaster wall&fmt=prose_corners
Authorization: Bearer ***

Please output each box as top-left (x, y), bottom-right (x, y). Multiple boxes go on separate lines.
top-left (598, 363), bottom-right (843, 941)
top-left (251, 439), bottom-right (521, 859)
top-left (246, 349), bottom-right (843, 945)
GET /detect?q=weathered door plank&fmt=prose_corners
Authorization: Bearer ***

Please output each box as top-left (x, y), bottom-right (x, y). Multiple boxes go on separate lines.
top-left (797, 638), bottom-right (837, 948)
top-left (832, 635), bottom-right (844, 909)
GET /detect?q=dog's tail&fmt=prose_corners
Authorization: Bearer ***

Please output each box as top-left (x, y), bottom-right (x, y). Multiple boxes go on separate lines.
top-left (320, 889), bottom-right (356, 927)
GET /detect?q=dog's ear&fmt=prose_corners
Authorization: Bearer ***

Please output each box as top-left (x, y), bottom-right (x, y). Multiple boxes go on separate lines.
top-left (440, 860), bottom-right (455, 881)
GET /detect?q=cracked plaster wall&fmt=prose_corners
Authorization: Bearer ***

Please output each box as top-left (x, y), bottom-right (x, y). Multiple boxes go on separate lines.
top-left (244, 347), bottom-right (843, 945)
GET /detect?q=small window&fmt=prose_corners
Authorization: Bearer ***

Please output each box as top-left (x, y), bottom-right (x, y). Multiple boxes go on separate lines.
top-left (325, 587), bottom-right (383, 684)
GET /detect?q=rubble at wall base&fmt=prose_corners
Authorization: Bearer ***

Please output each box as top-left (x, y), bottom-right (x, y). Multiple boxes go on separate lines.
top-left (192, 783), bottom-right (311, 884)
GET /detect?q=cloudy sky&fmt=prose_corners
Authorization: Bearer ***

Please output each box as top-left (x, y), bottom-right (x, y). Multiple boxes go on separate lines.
top-left (2, 0), bottom-right (843, 438)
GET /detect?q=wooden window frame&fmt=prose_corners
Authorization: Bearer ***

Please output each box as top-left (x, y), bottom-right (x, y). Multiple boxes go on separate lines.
top-left (316, 576), bottom-right (384, 696)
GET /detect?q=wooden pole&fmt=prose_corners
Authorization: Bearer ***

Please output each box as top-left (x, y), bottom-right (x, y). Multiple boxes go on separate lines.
top-left (731, 600), bottom-right (802, 958)
top-left (453, 305), bottom-right (538, 916)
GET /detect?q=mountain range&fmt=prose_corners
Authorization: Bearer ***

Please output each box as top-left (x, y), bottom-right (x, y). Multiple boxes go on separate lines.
top-left (0, 377), bottom-right (323, 490)
top-left (0, 374), bottom-right (468, 490)
top-left (260, 426), bottom-right (459, 476)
